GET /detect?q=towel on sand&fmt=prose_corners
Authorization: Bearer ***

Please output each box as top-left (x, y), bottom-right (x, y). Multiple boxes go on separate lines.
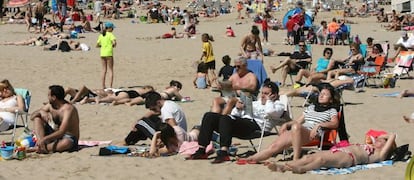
top-left (309, 160), bottom-right (393, 175)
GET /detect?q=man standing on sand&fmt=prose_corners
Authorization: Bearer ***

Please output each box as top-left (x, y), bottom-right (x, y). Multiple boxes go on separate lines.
top-left (30, 85), bottom-right (80, 153)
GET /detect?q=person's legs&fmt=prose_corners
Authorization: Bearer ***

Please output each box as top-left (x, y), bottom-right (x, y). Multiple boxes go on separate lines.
top-left (281, 66), bottom-right (289, 86)
top-left (295, 69), bottom-right (310, 82)
top-left (124, 97), bottom-right (145, 106)
top-left (221, 97), bottom-right (237, 115)
top-left (211, 97), bottom-right (225, 113)
top-left (101, 57), bottom-right (108, 89)
top-left (70, 85), bottom-right (89, 103)
top-left (246, 130), bottom-right (294, 162)
top-left (197, 112), bottom-right (221, 148)
top-left (308, 73), bottom-right (326, 84)
top-left (107, 56), bottom-right (114, 89)
top-left (271, 58), bottom-right (291, 73)
top-left (290, 123), bottom-right (311, 160)
top-left (287, 151), bottom-right (353, 173)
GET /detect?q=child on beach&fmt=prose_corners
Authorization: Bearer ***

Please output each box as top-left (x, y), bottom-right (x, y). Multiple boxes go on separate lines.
top-left (218, 55), bottom-right (234, 81)
top-left (149, 123), bottom-right (199, 157)
top-left (200, 33), bottom-right (218, 88)
top-left (193, 63), bottom-right (210, 89)
top-left (96, 22), bottom-right (116, 89)
top-left (225, 25), bottom-right (235, 37)
top-left (261, 14), bottom-right (269, 44)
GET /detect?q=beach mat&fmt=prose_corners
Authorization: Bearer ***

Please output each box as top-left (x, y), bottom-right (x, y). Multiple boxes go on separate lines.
top-left (372, 92), bottom-right (400, 97)
top-left (309, 160), bottom-right (393, 175)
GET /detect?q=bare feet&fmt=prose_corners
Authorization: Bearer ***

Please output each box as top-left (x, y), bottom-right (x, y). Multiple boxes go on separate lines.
top-left (398, 90), bottom-right (407, 99)
top-left (265, 162), bottom-right (290, 173)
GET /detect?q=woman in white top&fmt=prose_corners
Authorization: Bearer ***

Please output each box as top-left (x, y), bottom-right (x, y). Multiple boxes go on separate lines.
top-left (0, 80), bottom-right (25, 131)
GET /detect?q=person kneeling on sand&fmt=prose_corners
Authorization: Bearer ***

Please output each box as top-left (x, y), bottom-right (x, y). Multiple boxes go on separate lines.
top-left (30, 85), bottom-right (80, 153)
top-left (123, 92), bottom-right (188, 145)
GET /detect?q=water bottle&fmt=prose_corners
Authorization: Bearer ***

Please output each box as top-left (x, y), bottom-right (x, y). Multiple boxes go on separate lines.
top-left (354, 35), bottom-right (360, 44)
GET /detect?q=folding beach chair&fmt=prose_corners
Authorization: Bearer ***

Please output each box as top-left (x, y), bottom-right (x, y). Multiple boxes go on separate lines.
top-left (235, 95), bottom-right (293, 153)
top-left (0, 88), bottom-right (31, 145)
top-left (283, 104), bottom-right (347, 159)
top-left (359, 55), bottom-right (387, 88)
top-left (392, 51), bottom-right (414, 78)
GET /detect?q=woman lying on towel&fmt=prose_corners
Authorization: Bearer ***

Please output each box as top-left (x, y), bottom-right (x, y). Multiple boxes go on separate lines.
top-left (148, 123), bottom-right (199, 157)
top-left (266, 133), bottom-right (396, 174)
top-left (245, 83), bottom-right (340, 162)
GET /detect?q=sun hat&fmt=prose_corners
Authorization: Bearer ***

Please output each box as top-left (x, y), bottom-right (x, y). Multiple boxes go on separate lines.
top-left (105, 22), bottom-right (115, 29)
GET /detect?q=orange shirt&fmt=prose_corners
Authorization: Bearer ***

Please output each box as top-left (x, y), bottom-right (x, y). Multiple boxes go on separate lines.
top-left (327, 22), bottom-right (339, 33)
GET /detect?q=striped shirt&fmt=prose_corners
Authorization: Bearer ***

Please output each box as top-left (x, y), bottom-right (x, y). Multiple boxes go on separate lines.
top-left (302, 105), bottom-right (337, 130)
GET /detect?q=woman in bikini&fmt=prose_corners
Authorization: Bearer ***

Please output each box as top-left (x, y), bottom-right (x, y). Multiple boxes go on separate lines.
top-left (240, 25), bottom-right (264, 61)
top-left (267, 133), bottom-right (396, 174)
top-left (326, 42), bottom-right (364, 80)
top-left (95, 86), bottom-right (154, 105)
top-left (160, 80), bottom-right (183, 101)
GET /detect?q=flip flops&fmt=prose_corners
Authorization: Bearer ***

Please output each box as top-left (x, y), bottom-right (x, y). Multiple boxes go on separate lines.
top-left (235, 159), bottom-right (260, 165)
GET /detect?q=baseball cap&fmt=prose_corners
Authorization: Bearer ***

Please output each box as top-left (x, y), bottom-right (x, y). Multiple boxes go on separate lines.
top-left (401, 31), bottom-right (408, 37)
top-left (105, 22), bottom-right (115, 29)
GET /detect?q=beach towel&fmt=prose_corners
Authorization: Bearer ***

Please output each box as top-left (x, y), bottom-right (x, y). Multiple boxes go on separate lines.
top-left (99, 145), bottom-right (130, 156)
top-left (373, 92), bottom-right (414, 97)
top-left (78, 140), bottom-right (112, 146)
top-left (178, 141), bottom-right (214, 155)
top-left (309, 160), bottom-right (393, 175)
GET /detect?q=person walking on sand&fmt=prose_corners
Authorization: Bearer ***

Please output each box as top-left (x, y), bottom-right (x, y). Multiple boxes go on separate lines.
top-left (97, 22), bottom-right (117, 89)
top-left (200, 33), bottom-right (218, 88)
top-left (30, 85), bottom-right (80, 154)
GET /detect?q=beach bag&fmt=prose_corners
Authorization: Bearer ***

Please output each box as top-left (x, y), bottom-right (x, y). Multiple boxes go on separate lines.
top-left (388, 144), bottom-right (411, 162)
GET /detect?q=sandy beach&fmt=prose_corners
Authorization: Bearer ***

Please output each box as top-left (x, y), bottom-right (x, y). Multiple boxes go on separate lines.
top-left (0, 1), bottom-right (413, 179)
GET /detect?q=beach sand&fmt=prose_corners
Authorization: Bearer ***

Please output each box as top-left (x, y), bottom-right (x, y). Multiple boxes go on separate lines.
top-left (0, 2), bottom-right (413, 179)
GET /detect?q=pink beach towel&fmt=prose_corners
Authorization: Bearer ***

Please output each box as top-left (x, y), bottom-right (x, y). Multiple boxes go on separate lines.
top-left (78, 140), bottom-right (112, 146)
top-left (178, 142), bottom-right (214, 155)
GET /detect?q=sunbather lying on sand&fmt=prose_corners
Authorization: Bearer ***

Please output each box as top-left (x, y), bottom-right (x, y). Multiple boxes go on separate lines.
top-left (266, 133), bottom-right (396, 174)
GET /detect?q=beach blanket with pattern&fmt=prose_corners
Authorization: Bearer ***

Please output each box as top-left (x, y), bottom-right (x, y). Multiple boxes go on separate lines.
top-left (309, 160), bottom-right (393, 175)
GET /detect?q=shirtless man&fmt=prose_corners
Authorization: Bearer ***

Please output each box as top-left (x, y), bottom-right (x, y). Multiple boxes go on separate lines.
top-left (240, 25), bottom-right (264, 62)
top-left (30, 85), bottom-right (80, 153)
top-left (211, 57), bottom-right (258, 115)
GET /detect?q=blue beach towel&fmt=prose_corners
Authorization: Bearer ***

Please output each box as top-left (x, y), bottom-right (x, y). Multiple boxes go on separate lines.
top-left (309, 160), bottom-right (393, 175)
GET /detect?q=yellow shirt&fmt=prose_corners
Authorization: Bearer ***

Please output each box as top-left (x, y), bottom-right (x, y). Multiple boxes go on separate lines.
top-left (202, 42), bottom-right (215, 63)
top-left (97, 32), bottom-right (116, 57)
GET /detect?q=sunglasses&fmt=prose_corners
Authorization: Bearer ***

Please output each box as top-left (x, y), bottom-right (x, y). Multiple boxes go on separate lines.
top-left (325, 51), bottom-right (332, 54)
top-left (350, 48), bottom-right (356, 51)
top-left (298, 44), bottom-right (305, 47)
top-left (235, 65), bottom-right (244, 69)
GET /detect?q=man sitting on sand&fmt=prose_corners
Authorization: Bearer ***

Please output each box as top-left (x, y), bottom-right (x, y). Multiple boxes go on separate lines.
top-left (30, 85), bottom-right (80, 153)
top-left (123, 91), bottom-right (188, 145)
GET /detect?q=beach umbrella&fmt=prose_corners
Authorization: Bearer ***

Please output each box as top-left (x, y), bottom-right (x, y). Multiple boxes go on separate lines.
top-left (282, 7), bottom-right (313, 28)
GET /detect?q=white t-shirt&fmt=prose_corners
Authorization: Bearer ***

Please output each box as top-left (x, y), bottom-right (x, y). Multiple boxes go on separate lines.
top-left (161, 100), bottom-right (187, 131)
top-left (230, 99), bottom-right (286, 132)
top-left (79, 43), bottom-right (90, 51)
top-left (396, 36), bottom-right (414, 49)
